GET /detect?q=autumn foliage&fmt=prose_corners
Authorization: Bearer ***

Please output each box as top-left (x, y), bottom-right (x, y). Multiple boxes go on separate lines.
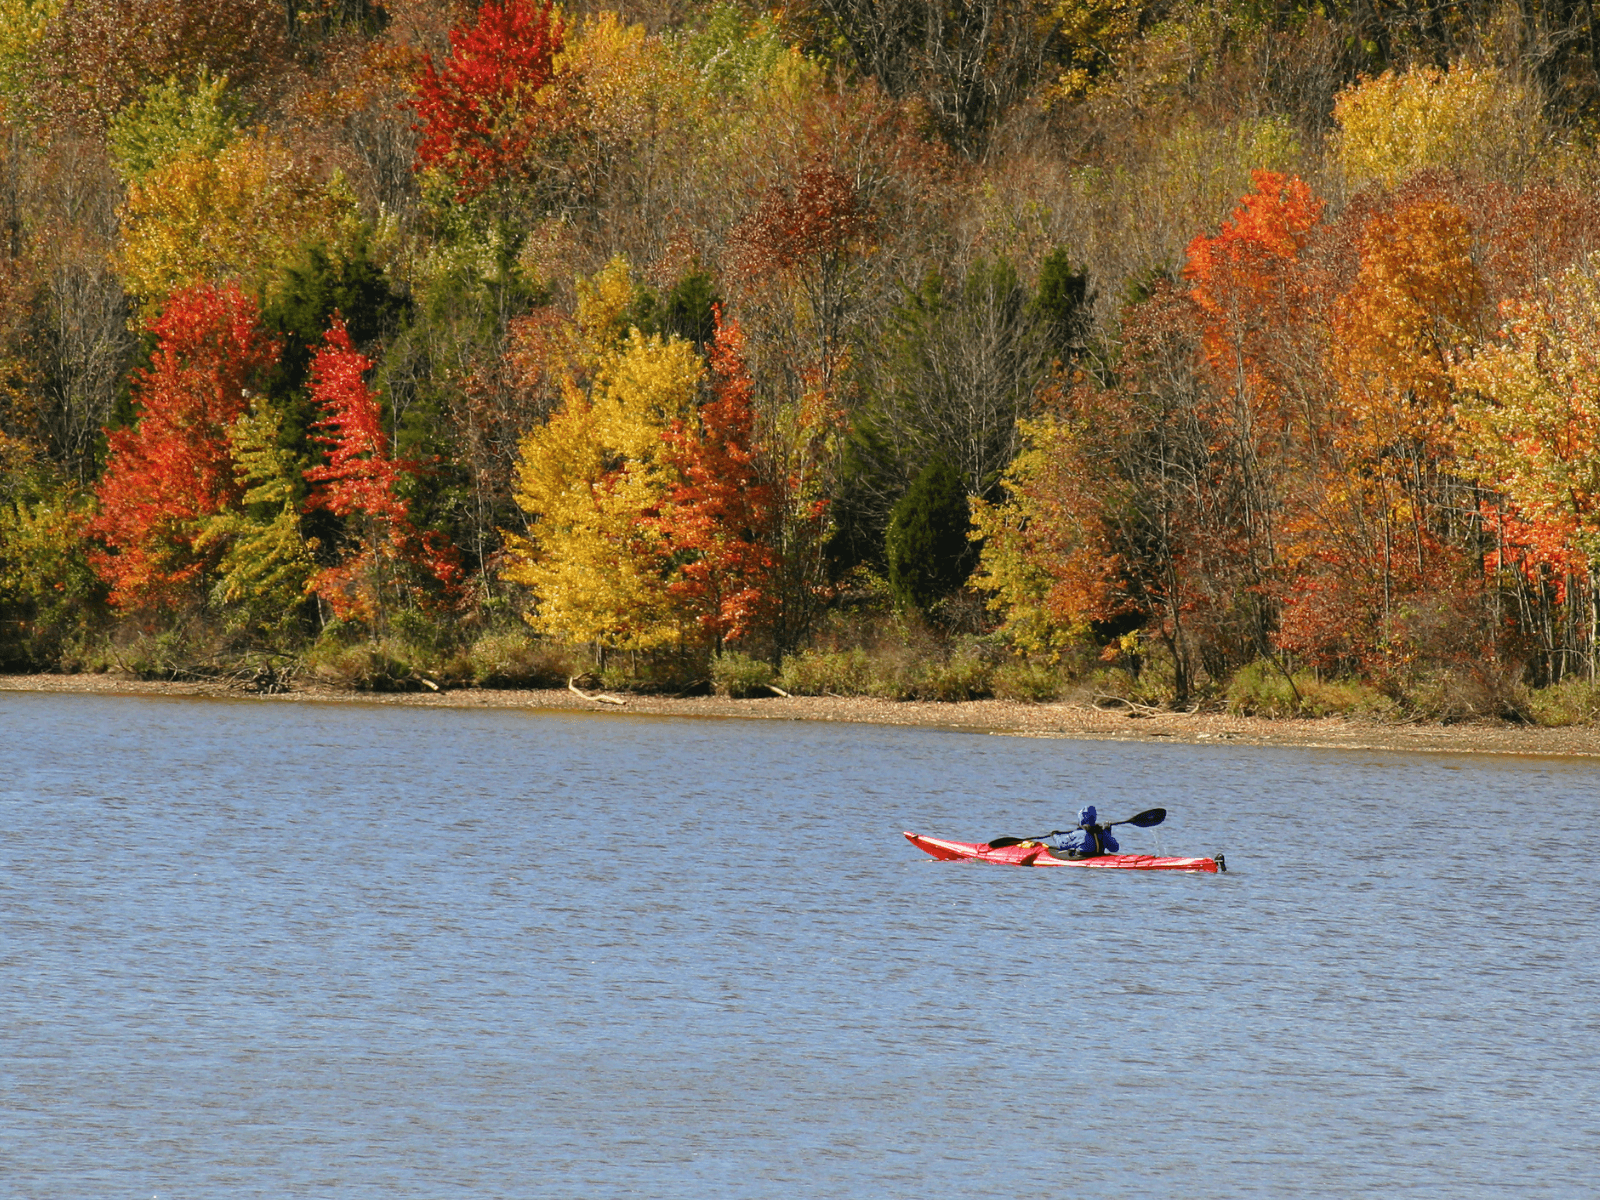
top-left (16, 6), bottom-right (1600, 707)
top-left (91, 282), bottom-right (278, 611)
top-left (304, 319), bottom-right (461, 622)
top-left (411, 0), bottom-right (568, 199)
top-left (656, 314), bottom-right (778, 647)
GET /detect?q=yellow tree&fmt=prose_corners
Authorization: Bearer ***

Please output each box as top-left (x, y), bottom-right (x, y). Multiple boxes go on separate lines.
top-left (969, 412), bottom-right (1100, 659)
top-left (504, 258), bottom-right (704, 651)
top-left (118, 132), bottom-right (357, 313)
top-left (1333, 63), bottom-right (1544, 192)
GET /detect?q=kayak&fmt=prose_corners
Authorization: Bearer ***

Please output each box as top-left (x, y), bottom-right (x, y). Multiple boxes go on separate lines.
top-left (904, 832), bottom-right (1225, 873)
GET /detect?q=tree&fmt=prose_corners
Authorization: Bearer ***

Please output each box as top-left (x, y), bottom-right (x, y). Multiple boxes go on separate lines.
top-left (1032, 247), bottom-right (1092, 360)
top-left (784, 0), bottom-right (1067, 155)
top-left (504, 257), bottom-right (704, 651)
top-left (1182, 170), bottom-right (1326, 664)
top-left (885, 456), bottom-right (975, 613)
top-left (1333, 64), bottom-right (1545, 192)
top-left (302, 318), bottom-right (460, 626)
top-left (118, 132), bottom-right (358, 313)
top-left (107, 69), bottom-right (237, 183)
top-left (655, 313), bottom-right (778, 649)
top-left (39, 0), bottom-right (286, 129)
top-left (0, 435), bottom-right (104, 666)
top-left (1269, 188), bottom-right (1489, 680)
top-left (410, 0), bottom-right (569, 201)
top-left (850, 255), bottom-right (1053, 539)
top-left (195, 399), bottom-right (316, 635)
top-left (91, 281), bottom-right (279, 611)
top-left (1455, 256), bottom-right (1600, 574)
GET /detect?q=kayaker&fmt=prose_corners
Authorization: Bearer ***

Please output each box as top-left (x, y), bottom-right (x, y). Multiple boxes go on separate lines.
top-left (1046, 805), bottom-right (1119, 858)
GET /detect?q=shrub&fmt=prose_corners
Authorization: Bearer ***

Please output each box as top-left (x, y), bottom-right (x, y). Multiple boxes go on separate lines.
top-left (779, 641), bottom-right (994, 700)
top-left (1226, 659), bottom-right (1398, 718)
top-left (992, 658), bottom-right (1065, 702)
top-left (308, 639), bottom-right (420, 691)
top-left (916, 646), bottom-right (992, 700)
top-left (1405, 665), bottom-right (1529, 724)
top-left (711, 650), bottom-right (776, 697)
top-left (1524, 676), bottom-right (1600, 726)
top-left (459, 631), bottom-right (576, 688)
top-left (779, 647), bottom-right (875, 695)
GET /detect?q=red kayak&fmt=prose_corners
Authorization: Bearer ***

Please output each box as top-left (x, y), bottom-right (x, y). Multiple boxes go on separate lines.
top-left (904, 832), bottom-right (1224, 873)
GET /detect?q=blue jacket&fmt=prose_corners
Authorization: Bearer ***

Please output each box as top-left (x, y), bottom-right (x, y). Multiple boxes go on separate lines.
top-left (1047, 826), bottom-right (1120, 855)
top-left (1049, 805), bottom-right (1119, 856)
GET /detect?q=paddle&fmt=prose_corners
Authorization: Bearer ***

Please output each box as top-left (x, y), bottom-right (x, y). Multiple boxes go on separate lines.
top-left (985, 807), bottom-right (1167, 849)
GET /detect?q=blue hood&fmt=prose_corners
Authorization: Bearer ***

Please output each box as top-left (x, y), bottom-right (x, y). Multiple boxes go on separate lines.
top-left (1078, 805), bottom-right (1097, 828)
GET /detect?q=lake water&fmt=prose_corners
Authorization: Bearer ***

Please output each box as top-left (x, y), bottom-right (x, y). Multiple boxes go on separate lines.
top-left (3, 690), bottom-right (1596, 1197)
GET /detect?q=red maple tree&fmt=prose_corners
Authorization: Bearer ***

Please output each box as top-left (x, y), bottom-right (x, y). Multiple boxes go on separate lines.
top-left (91, 282), bottom-right (279, 611)
top-left (304, 318), bottom-right (461, 622)
top-left (655, 313), bottom-right (778, 648)
top-left (410, 0), bottom-right (566, 199)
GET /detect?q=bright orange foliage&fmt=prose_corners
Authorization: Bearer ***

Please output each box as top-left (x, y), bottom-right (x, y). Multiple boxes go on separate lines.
top-left (1333, 196), bottom-right (1484, 452)
top-left (655, 313), bottom-right (778, 648)
top-left (1185, 169), bottom-right (1325, 412)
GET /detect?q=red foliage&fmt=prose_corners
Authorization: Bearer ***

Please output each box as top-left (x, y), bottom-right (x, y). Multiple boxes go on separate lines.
top-left (410, 0), bottom-right (566, 198)
top-left (304, 318), bottom-right (462, 619)
top-left (656, 313), bottom-right (779, 646)
top-left (735, 160), bottom-right (874, 278)
top-left (91, 282), bottom-right (279, 611)
top-left (305, 320), bottom-right (410, 526)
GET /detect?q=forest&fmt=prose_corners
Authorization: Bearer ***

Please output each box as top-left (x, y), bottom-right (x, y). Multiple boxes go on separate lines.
top-left (5, 0), bottom-right (1600, 720)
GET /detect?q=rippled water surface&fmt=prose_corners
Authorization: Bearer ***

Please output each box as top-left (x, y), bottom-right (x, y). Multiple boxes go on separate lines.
top-left (3, 690), bottom-right (1597, 1197)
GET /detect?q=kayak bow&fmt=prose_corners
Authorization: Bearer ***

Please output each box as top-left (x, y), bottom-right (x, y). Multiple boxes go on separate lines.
top-left (904, 831), bottom-right (1224, 873)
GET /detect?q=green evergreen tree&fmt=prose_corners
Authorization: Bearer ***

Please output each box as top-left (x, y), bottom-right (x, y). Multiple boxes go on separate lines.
top-left (624, 269), bottom-right (719, 351)
top-left (1032, 247), bottom-right (1091, 359)
top-left (885, 457), bottom-right (976, 613)
top-left (263, 234), bottom-right (409, 415)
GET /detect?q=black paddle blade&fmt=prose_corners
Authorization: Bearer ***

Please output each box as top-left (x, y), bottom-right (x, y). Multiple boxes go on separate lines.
top-left (1122, 807), bottom-right (1166, 828)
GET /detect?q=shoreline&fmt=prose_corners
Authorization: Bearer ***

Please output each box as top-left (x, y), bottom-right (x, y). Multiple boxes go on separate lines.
top-left (8, 672), bottom-right (1600, 759)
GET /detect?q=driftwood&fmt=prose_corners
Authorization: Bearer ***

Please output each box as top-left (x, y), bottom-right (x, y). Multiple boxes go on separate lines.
top-left (569, 676), bottom-right (627, 706)
top-left (1090, 693), bottom-right (1197, 716)
top-left (766, 684), bottom-right (792, 698)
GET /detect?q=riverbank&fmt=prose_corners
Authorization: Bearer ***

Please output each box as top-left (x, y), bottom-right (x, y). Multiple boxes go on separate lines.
top-left (8, 671), bottom-right (1600, 758)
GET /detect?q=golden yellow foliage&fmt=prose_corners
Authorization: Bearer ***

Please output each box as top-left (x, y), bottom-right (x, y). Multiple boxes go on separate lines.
top-left (195, 402), bottom-right (315, 627)
top-left (1050, 0), bottom-right (1142, 101)
top-left (560, 13), bottom-right (687, 144)
top-left (1332, 197), bottom-right (1485, 458)
top-left (118, 132), bottom-right (357, 311)
top-left (1333, 63), bottom-right (1543, 191)
top-left (504, 258), bottom-right (705, 649)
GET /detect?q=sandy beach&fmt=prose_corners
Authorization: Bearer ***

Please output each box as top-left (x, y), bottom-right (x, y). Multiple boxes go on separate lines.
top-left (8, 671), bottom-right (1600, 759)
